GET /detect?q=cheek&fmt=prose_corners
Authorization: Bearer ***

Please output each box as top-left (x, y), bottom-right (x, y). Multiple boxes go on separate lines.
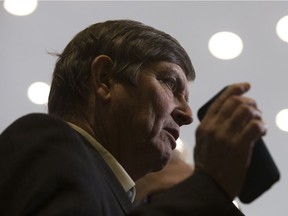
top-left (115, 88), bottom-right (174, 143)
top-left (132, 94), bottom-right (172, 136)
top-left (150, 94), bottom-right (174, 126)
top-left (121, 99), bottom-right (174, 172)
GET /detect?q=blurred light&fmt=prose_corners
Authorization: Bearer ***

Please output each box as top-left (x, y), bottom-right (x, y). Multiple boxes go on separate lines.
top-left (3, 0), bottom-right (38, 16)
top-left (176, 138), bottom-right (184, 153)
top-left (27, 82), bottom-right (50, 105)
top-left (175, 138), bottom-right (193, 165)
top-left (276, 15), bottom-right (288, 43)
top-left (276, 109), bottom-right (288, 132)
top-left (208, 31), bottom-right (243, 60)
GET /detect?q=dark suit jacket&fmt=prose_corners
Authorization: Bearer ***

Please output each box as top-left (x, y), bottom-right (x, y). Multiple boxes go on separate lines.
top-left (0, 113), bottom-right (244, 216)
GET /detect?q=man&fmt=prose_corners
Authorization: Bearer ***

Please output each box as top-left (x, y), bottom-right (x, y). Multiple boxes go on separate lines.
top-left (0, 20), bottom-right (266, 215)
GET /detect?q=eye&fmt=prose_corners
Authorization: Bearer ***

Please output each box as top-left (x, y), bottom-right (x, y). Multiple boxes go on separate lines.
top-left (163, 78), bottom-right (177, 92)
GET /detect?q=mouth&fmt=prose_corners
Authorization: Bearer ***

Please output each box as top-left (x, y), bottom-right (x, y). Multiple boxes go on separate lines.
top-left (164, 128), bottom-right (179, 149)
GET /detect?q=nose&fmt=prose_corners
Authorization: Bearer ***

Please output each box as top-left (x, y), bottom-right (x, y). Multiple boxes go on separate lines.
top-left (171, 100), bottom-right (193, 126)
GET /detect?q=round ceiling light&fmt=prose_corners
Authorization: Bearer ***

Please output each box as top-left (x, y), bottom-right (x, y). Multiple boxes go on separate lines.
top-left (3, 0), bottom-right (38, 16)
top-left (208, 31), bottom-right (243, 60)
top-left (276, 15), bottom-right (288, 43)
top-left (276, 109), bottom-right (288, 132)
top-left (27, 82), bottom-right (50, 105)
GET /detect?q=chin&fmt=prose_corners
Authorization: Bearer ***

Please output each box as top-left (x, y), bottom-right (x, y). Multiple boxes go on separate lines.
top-left (152, 153), bottom-right (171, 172)
top-left (148, 139), bottom-right (173, 172)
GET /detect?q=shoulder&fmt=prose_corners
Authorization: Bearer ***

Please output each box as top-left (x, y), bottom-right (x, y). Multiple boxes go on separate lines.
top-left (0, 113), bottom-right (91, 172)
top-left (1, 113), bottom-right (79, 149)
top-left (1, 113), bottom-right (71, 135)
top-left (0, 112), bottom-right (103, 189)
top-left (0, 113), bottom-right (116, 215)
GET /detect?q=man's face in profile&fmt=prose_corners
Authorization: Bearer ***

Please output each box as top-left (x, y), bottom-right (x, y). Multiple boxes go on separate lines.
top-left (106, 61), bottom-right (193, 179)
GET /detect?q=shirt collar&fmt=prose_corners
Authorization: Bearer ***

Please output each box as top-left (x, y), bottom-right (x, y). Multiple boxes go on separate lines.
top-left (67, 122), bottom-right (135, 201)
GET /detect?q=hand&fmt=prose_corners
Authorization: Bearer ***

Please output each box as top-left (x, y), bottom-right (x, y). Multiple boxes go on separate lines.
top-left (194, 82), bottom-right (267, 199)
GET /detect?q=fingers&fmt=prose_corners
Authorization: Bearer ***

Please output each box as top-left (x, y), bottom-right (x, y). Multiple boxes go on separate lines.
top-left (194, 82), bottom-right (267, 199)
top-left (221, 96), bottom-right (265, 133)
top-left (240, 118), bottom-right (267, 146)
top-left (206, 82), bottom-right (251, 118)
top-left (204, 82), bottom-right (266, 143)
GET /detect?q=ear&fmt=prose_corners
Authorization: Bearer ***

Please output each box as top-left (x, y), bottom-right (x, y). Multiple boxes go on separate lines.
top-left (91, 55), bottom-right (113, 102)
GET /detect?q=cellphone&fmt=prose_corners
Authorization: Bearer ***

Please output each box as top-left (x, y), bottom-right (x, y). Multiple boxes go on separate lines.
top-left (197, 87), bottom-right (280, 203)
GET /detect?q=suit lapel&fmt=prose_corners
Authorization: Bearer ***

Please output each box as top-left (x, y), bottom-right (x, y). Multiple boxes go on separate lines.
top-left (80, 136), bottom-right (133, 214)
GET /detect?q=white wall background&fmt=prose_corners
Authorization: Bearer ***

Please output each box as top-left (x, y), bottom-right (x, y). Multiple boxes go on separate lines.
top-left (1, 1), bottom-right (287, 215)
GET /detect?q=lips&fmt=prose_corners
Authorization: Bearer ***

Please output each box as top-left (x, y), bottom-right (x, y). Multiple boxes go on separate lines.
top-left (164, 128), bottom-right (179, 142)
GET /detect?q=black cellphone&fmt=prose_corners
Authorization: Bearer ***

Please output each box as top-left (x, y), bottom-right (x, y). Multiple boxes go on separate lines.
top-left (197, 87), bottom-right (280, 203)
